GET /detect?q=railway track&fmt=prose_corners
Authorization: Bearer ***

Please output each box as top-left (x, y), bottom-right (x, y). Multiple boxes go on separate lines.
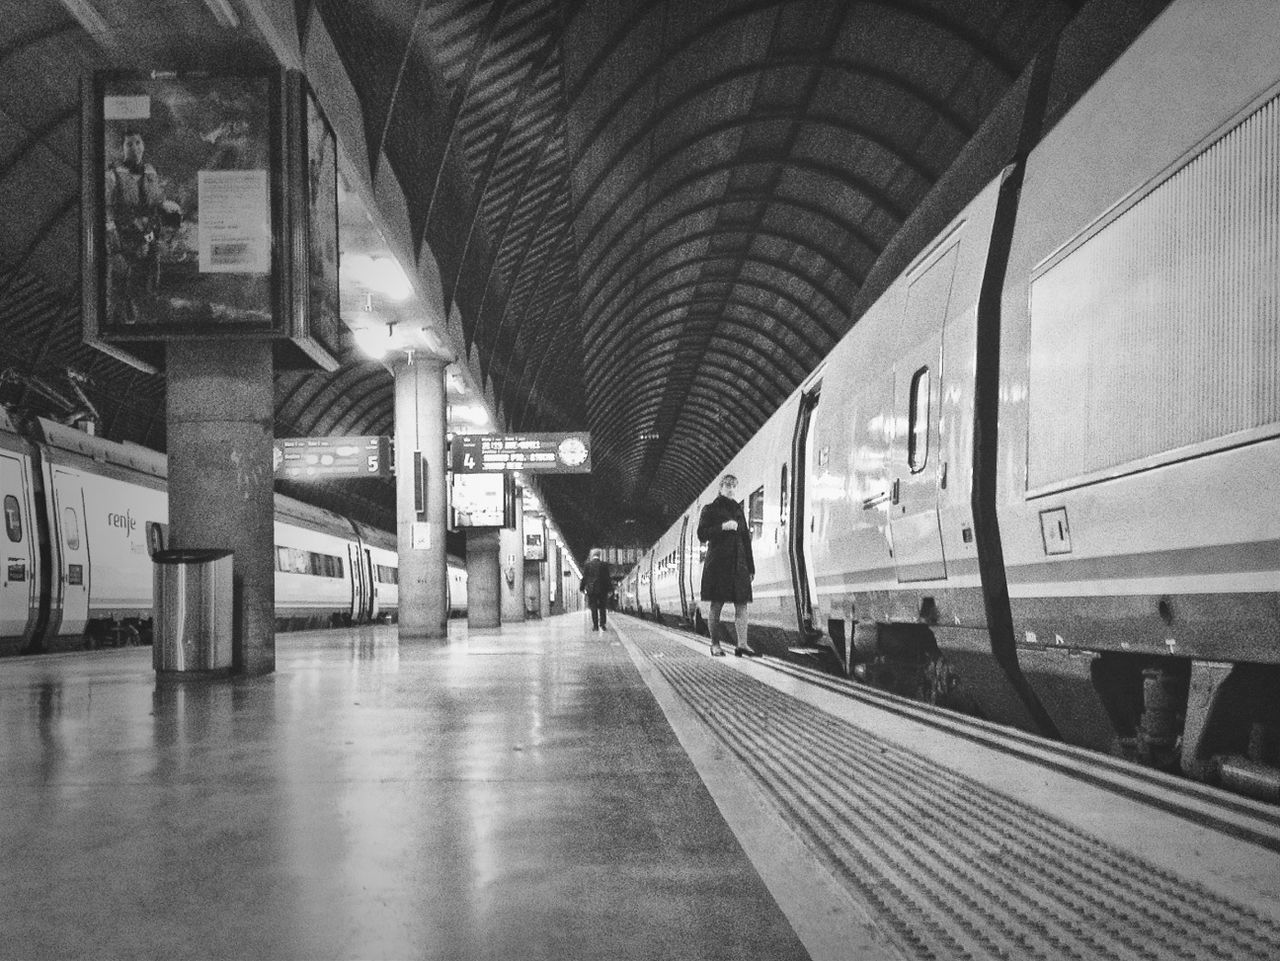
top-left (620, 616), bottom-right (1280, 961)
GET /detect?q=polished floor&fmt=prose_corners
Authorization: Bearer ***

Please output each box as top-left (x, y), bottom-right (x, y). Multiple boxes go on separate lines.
top-left (0, 616), bottom-right (812, 961)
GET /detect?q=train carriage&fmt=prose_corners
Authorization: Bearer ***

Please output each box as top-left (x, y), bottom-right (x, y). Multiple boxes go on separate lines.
top-left (0, 409), bottom-right (41, 651)
top-left (0, 409), bottom-right (473, 654)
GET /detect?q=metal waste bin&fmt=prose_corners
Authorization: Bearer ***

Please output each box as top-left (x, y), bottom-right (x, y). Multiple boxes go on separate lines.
top-left (153, 549), bottom-right (233, 676)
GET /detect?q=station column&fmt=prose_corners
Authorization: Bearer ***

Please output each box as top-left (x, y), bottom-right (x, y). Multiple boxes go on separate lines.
top-left (499, 505), bottom-right (525, 623)
top-left (465, 529), bottom-right (501, 629)
top-left (392, 350), bottom-right (450, 639)
top-left (166, 340), bottom-right (276, 675)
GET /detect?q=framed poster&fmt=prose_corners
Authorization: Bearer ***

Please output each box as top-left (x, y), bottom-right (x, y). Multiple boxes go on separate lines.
top-left (285, 77), bottom-right (341, 369)
top-left (451, 472), bottom-right (510, 528)
top-left (82, 70), bottom-right (340, 371)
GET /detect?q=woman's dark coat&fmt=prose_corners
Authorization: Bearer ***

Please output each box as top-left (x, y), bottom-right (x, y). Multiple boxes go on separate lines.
top-left (697, 495), bottom-right (754, 603)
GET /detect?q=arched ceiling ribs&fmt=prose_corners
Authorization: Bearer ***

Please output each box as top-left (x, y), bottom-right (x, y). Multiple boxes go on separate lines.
top-left (489, 216), bottom-right (573, 404)
top-left (588, 318), bottom-right (804, 419)
top-left (587, 278), bottom-right (831, 386)
top-left (576, 152), bottom-right (904, 273)
top-left (0, 194), bottom-right (75, 293)
top-left (451, 56), bottom-right (562, 293)
top-left (329, 385), bottom-right (393, 436)
top-left (319, 382), bottom-right (392, 436)
top-left (583, 235), bottom-right (854, 352)
top-left (574, 111), bottom-right (938, 276)
top-left (509, 283), bottom-right (581, 426)
top-left (296, 368), bottom-right (391, 436)
top-left (274, 373), bottom-right (326, 422)
top-left (483, 193), bottom-right (570, 371)
top-left (566, 1), bottom-right (995, 157)
top-left (584, 215), bottom-right (861, 328)
top-left (466, 115), bottom-right (560, 359)
top-left (589, 325), bottom-right (800, 427)
top-left (422, 0), bottom-right (513, 223)
top-left (0, 19), bottom-right (79, 65)
top-left (580, 184), bottom-right (884, 310)
top-left (0, 108), bottom-right (77, 181)
top-left (595, 358), bottom-right (773, 447)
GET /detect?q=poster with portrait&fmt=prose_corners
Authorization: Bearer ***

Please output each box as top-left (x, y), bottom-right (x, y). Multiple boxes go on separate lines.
top-left (89, 71), bottom-right (279, 336)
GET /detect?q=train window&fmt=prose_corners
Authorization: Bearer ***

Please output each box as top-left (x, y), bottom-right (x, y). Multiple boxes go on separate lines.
top-left (63, 507), bottom-right (81, 550)
top-left (908, 366), bottom-right (930, 472)
top-left (748, 486), bottom-right (764, 540)
top-left (145, 521), bottom-right (166, 557)
top-left (4, 495), bottom-right (20, 542)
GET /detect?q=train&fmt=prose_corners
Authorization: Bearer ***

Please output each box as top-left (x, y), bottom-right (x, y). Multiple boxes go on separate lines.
top-left (0, 406), bottom-right (467, 655)
top-left (624, 3), bottom-right (1280, 800)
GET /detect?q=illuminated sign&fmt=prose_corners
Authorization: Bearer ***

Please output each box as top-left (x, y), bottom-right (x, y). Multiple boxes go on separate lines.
top-left (273, 435), bottom-right (391, 479)
top-left (451, 472), bottom-right (509, 528)
top-left (452, 432), bottom-right (591, 473)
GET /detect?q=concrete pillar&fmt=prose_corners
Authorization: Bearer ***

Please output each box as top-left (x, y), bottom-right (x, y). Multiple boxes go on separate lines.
top-left (166, 341), bottom-right (275, 676)
top-left (523, 560), bottom-right (541, 618)
top-left (465, 528), bottom-right (501, 629)
top-left (392, 353), bottom-right (448, 639)
top-left (538, 558), bottom-right (550, 617)
top-left (499, 505), bottom-right (524, 623)
top-left (548, 540), bottom-right (563, 615)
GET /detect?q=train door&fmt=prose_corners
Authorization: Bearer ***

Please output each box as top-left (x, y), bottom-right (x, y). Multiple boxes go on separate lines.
top-left (365, 548), bottom-right (379, 620)
top-left (788, 383), bottom-right (821, 636)
top-left (889, 243), bottom-right (958, 582)
top-left (348, 542), bottom-right (367, 622)
top-left (50, 468), bottom-right (90, 637)
top-left (1, 454), bottom-right (36, 640)
top-left (677, 514), bottom-right (689, 621)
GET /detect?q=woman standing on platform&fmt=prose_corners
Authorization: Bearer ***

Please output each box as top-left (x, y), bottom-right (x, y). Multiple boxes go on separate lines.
top-left (696, 473), bottom-right (758, 658)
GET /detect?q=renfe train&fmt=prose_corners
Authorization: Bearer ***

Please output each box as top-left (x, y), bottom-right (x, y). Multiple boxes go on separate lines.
top-left (625, 4), bottom-right (1280, 799)
top-left (0, 407), bottom-right (467, 655)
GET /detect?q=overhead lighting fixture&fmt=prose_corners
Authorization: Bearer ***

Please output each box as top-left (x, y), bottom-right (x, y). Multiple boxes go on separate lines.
top-left (203, 0), bottom-right (241, 29)
top-left (344, 254), bottom-right (413, 302)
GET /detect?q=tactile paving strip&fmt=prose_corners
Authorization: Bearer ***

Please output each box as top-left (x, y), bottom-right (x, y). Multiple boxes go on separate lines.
top-left (632, 631), bottom-right (1280, 961)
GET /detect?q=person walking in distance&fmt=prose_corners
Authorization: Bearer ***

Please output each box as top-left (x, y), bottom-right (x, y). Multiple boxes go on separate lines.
top-left (697, 473), bottom-right (757, 657)
top-left (580, 548), bottom-right (613, 632)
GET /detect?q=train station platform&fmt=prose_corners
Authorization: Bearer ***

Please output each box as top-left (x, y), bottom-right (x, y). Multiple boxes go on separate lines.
top-left (3, 614), bottom-right (1279, 961)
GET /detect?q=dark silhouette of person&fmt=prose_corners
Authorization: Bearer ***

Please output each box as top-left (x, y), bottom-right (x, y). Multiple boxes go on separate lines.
top-left (580, 548), bottom-right (613, 632)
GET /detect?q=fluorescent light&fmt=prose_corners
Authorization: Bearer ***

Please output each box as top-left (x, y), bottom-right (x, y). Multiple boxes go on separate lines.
top-left (203, 0), bottom-right (240, 29)
top-left (344, 254), bottom-right (413, 301)
top-left (354, 326), bottom-right (390, 360)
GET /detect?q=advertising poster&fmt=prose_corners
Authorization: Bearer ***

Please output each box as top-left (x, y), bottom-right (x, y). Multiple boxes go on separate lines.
top-left (99, 73), bottom-right (275, 331)
top-left (451, 473), bottom-right (507, 528)
top-left (304, 88), bottom-right (341, 359)
top-left (524, 519), bottom-right (546, 562)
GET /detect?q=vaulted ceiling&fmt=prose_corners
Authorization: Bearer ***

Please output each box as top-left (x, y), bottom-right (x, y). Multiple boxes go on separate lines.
top-left (0, 0), bottom-right (1170, 561)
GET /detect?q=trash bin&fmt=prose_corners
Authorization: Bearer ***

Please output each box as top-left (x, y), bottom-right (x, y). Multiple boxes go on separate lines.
top-left (153, 548), bottom-right (234, 676)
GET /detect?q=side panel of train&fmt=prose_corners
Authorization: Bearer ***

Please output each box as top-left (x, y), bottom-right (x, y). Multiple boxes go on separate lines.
top-left (0, 414), bottom-right (430, 654)
top-left (0, 418), bottom-right (41, 650)
top-left (995, 4), bottom-right (1280, 765)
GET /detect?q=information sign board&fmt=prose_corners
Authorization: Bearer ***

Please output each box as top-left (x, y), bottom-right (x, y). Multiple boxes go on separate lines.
top-left (273, 436), bottom-right (391, 480)
top-left (451, 432), bottom-right (591, 473)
